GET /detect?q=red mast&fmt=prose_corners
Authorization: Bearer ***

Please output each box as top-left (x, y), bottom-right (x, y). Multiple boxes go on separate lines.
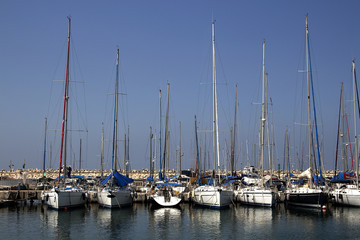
top-left (58, 17), bottom-right (71, 183)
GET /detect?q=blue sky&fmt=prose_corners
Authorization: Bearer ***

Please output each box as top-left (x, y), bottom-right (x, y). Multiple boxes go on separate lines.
top-left (1, 1), bottom-right (360, 172)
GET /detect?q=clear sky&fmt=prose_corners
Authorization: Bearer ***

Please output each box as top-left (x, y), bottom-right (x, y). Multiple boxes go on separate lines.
top-left (1, 0), bottom-right (360, 172)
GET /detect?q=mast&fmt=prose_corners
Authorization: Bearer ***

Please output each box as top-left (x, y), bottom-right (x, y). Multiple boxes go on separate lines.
top-left (79, 138), bottom-right (82, 170)
top-left (58, 17), bottom-right (71, 183)
top-left (179, 121), bottom-right (182, 173)
top-left (154, 129), bottom-right (157, 178)
top-left (150, 127), bottom-right (153, 178)
top-left (127, 126), bottom-right (130, 177)
top-left (204, 128), bottom-right (207, 173)
top-left (212, 21), bottom-right (216, 174)
top-left (162, 83), bottom-right (170, 180)
top-left (112, 49), bottom-right (120, 172)
top-left (195, 115), bottom-right (200, 177)
top-left (307, 15), bottom-right (323, 185)
top-left (159, 90), bottom-right (162, 179)
top-left (212, 21), bottom-right (221, 182)
top-left (261, 40), bottom-right (266, 185)
top-left (101, 123), bottom-right (104, 178)
top-left (231, 85), bottom-right (238, 176)
top-left (265, 73), bottom-right (272, 185)
top-left (334, 83), bottom-right (342, 177)
top-left (124, 134), bottom-right (127, 173)
top-left (305, 16), bottom-right (313, 188)
top-left (43, 117), bottom-right (47, 180)
top-left (50, 143), bottom-right (52, 169)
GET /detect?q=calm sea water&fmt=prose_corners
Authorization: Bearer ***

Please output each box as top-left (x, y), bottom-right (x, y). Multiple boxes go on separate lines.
top-left (0, 202), bottom-right (358, 239)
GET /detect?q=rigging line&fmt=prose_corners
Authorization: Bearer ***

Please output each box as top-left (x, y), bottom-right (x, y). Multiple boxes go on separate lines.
top-left (214, 44), bottom-right (232, 126)
top-left (46, 41), bottom-right (67, 118)
top-left (70, 37), bottom-right (89, 127)
top-left (345, 112), bottom-right (355, 174)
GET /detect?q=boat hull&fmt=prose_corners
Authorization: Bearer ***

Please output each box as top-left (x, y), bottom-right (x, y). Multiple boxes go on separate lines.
top-left (193, 186), bottom-right (233, 209)
top-left (331, 187), bottom-right (360, 207)
top-left (235, 187), bottom-right (277, 207)
top-left (98, 188), bottom-right (133, 208)
top-left (42, 187), bottom-right (86, 210)
top-left (152, 190), bottom-right (182, 207)
top-left (286, 188), bottom-right (328, 208)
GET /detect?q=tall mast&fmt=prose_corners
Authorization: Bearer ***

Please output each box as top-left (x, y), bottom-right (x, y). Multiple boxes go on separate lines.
top-left (162, 83), bottom-right (170, 179)
top-left (305, 16), bottom-right (313, 188)
top-left (195, 115), bottom-right (200, 177)
top-left (261, 40), bottom-right (266, 184)
top-left (150, 127), bottom-right (153, 178)
top-left (43, 117), bottom-right (47, 179)
top-left (179, 121), bottom-right (182, 173)
top-left (124, 134), bottom-right (127, 172)
top-left (127, 126), bottom-right (130, 176)
top-left (265, 73), bottom-right (272, 185)
top-left (307, 15), bottom-right (323, 185)
top-left (79, 138), bottom-right (82, 170)
top-left (231, 85), bottom-right (238, 176)
top-left (112, 49), bottom-right (120, 172)
top-left (334, 83), bottom-right (342, 177)
top-left (154, 129), bottom-right (157, 177)
top-left (159, 90), bottom-right (162, 179)
top-left (58, 17), bottom-right (71, 183)
top-left (212, 21), bottom-right (216, 173)
top-left (101, 123), bottom-right (104, 178)
top-left (212, 21), bottom-right (221, 180)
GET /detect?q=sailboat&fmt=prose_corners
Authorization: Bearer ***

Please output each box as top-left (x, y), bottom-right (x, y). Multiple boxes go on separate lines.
top-left (192, 21), bottom-right (233, 209)
top-left (331, 61), bottom-right (360, 207)
top-left (42, 17), bottom-right (86, 210)
top-left (235, 40), bottom-right (278, 207)
top-left (97, 49), bottom-right (134, 208)
top-left (152, 83), bottom-right (182, 207)
top-left (285, 16), bottom-right (328, 209)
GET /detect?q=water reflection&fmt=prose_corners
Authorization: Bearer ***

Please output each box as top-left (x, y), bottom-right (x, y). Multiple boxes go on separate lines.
top-left (2, 202), bottom-right (360, 238)
top-left (147, 205), bottom-right (183, 239)
top-left (41, 205), bottom-right (87, 239)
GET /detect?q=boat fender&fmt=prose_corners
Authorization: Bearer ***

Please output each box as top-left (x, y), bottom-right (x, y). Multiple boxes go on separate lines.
top-left (45, 195), bottom-right (49, 202)
top-left (339, 194), bottom-right (343, 200)
top-left (82, 193), bottom-right (86, 200)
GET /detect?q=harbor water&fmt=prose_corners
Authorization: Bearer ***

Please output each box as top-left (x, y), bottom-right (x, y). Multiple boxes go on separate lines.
top-left (0, 202), bottom-right (357, 239)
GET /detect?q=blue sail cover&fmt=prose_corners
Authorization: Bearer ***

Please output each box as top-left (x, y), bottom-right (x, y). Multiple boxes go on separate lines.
top-left (101, 170), bottom-right (134, 186)
top-left (331, 172), bottom-right (354, 182)
top-left (146, 176), bottom-right (154, 181)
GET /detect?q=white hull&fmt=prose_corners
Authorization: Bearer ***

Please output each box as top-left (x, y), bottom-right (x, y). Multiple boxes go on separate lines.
top-left (42, 187), bottom-right (86, 210)
top-left (193, 185), bottom-right (233, 209)
top-left (152, 190), bottom-right (182, 207)
top-left (98, 187), bottom-right (133, 208)
top-left (235, 187), bottom-right (277, 207)
top-left (331, 187), bottom-right (360, 207)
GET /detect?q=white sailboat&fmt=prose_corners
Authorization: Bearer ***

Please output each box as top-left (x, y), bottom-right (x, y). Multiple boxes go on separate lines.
top-left (42, 17), bottom-right (86, 210)
top-left (331, 61), bottom-right (360, 207)
top-left (235, 40), bottom-right (277, 207)
top-left (152, 83), bottom-right (182, 207)
top-left (97, 49), bottom-right (133, 208)
top-left (192, 21), bottom-right (233, 209)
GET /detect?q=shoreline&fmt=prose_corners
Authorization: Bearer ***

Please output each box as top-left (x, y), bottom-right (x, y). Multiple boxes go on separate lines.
top-left (0, 168), bottom-right (338, 181)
